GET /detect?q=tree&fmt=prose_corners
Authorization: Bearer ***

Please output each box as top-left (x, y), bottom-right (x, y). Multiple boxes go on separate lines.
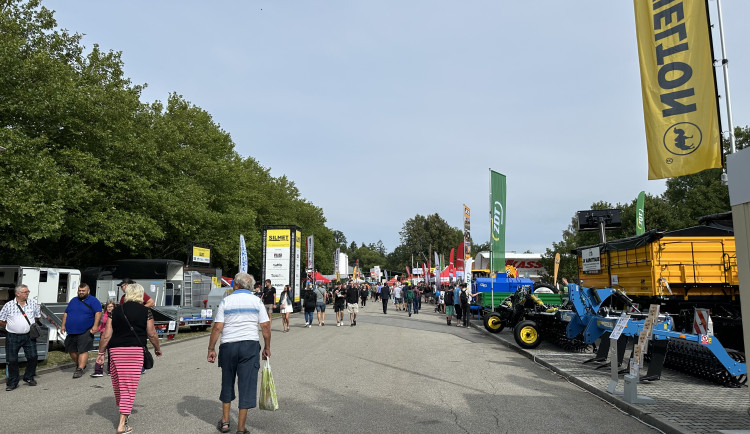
top-left (0, 1), bottom-right (340, 274)
top-left (391, 213), bottom-right (462, 272)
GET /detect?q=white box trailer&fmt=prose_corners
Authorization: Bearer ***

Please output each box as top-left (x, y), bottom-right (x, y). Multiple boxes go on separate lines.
top-left (0, 265), bottom-right (81, 345)
top-left (0, 265), bottom-right (81, 305)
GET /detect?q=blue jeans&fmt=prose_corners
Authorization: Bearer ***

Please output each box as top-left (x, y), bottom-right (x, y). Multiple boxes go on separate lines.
top-left (304, 311), bottom-right (314, 324)
top-left (5, 332), bottom-right (38, 387)
top-left (406, 300), bottom-right (412, 314)
top-left (218, 340), bottom-right (261, 409)
top-left (413, 298), bottom-right (420, 313)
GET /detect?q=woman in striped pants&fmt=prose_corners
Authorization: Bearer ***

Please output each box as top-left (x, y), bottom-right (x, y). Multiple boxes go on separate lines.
top-left (97, 284), bottom-right (162, 433)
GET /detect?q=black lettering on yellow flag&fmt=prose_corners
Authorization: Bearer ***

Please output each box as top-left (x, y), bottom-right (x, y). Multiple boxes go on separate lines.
top-left (634, 0), bottom-right (721, 179)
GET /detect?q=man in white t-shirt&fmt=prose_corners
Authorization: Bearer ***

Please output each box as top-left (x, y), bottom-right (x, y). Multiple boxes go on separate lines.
top-left (392, 284), bottom-right (404, 311)
top-left (207, 272), bottom-right (271, 434)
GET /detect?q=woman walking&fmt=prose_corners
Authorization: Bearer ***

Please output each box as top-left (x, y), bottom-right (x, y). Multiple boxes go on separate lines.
top-left (97, 284), bottom-right (162, 433)
top-left (91, 301), bottom-right (115, 378)
top-left (279, 285), bottom-right (293, 332)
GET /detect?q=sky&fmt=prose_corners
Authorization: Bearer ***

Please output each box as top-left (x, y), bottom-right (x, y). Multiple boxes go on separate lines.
top-left (44, 0), bottom-right (750, 255)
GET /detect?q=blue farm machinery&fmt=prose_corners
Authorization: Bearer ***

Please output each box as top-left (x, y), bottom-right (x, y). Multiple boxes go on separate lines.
top-left (479, 279), bottom-right (747, 387)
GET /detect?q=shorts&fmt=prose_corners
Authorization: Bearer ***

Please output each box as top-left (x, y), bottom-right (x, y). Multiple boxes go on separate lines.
top-left (280, 305), bottom-right (293, 314)
top-left (64, 332), bottom-right (94, 354)
top-left (395, 298), bottom-right (403, 304)
top-left (334, 303), bottom-right (345, 312)
top-left (315, 302), bottom-right (326, 312)
top-left (218, 340), bottom-right (261, 409)
top-left (445, 305), bottom-right (455, 315)
top-left (347, 303), bottom-right (359, 314)
top-left (264, 304), bottom-right (274, 315)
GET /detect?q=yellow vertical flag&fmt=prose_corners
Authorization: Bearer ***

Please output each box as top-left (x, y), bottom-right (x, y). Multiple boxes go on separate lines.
top-left (634, 0), bottom-right (721, 179)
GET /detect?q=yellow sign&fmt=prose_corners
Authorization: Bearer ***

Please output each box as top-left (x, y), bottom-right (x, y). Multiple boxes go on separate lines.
top-left (634, 0), bottom-right (721, 179)
top-left (266, 229), bottom-right (291, 247)
top-left (192, 246), bottom-right (210, 264)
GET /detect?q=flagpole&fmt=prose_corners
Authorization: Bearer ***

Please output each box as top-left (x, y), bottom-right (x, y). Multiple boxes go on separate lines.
top-left (489, 169), bottom-right (494, 307)
top-left (716, 0), bottom-right (735, 155)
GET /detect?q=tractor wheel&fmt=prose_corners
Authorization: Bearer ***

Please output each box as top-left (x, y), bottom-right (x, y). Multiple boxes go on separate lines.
top-left (533, 282), bottom-right (558, 294)
top-left (514, 320), bottom-right (542, 349)
top-left (483, 313), bottom-right (504, 333)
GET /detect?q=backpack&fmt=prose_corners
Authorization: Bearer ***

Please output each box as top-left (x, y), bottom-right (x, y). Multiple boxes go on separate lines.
top-left (460, 289), bottom-right (469, 304)
top-left (405, 288), bottom-right (414, 301)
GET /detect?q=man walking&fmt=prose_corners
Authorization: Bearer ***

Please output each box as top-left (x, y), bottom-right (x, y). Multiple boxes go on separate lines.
top-left (453, 284), bottom-right (462, 324)
top-left (380, 283), bottom-right (391, 314)
top-left (61, 283), bottom-right (102, 378)
top-left (261, 279), bottom-right (277, 328)
top-left (459, 283), bottom-right (478, 327)
top-left (404, 283), bottom-right (414, 317)
top-left (346, 282), bottom-right (360, 326)
top-left (0, 285), bottom-right (42, 390)
top-left (314, 283), bottom-right (328, 326)
top-left (392, 283), bottom-right (404, 311)
top-left (208, 272), bottom-right (271, 434)
top-left (444, 285), bottom-right (455, 325)
top-left (413, 284), bottom-right (422, 314)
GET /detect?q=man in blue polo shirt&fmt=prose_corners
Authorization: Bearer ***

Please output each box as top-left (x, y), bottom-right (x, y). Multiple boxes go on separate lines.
top-left (61, 283), bottom-right (102, 378)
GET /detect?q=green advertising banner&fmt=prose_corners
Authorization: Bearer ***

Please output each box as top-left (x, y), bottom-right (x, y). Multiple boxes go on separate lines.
top-left (490, 170), bottom-right (506, 274)
top-left (636, 191), bottom-right (646, 236)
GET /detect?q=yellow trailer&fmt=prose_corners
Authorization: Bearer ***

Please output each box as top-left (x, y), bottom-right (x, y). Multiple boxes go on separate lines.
top-left (576, 226), bottom-right (738, 301)
top-left (575, 224), bottom-right (743, 350)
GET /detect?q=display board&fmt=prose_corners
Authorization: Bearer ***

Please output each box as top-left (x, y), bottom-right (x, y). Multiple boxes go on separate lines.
top-left (261, 225), bottom-right (302, 305)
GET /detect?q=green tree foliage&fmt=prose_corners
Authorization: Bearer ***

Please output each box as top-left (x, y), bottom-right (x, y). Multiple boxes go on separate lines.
top-left (540, 126), bottom-right (749, 283)
top-left (347, 242), bottom-right (387, 272)
top-left (0, 1), bottom-right (335, 275)
top-left (388, 213), bottom-right (462, 273)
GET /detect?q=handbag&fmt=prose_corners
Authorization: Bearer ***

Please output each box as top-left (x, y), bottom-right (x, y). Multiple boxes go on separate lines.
top-left (16, 302), bottom-right (44, 339)
top-left (119, 306), bottom-right (154, 370)
top-left (259, 358), bottom-right (279, 411)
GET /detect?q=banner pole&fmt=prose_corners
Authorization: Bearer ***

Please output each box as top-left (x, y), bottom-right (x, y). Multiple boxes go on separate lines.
top-left (489, 169), bottom-right (494, 306)
top-left (715, 0), bottom-right (736, 155)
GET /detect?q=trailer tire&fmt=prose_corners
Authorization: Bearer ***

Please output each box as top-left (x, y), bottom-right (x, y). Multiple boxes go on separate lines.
top-left (533, 282), bottom-right (558, 294)
top-left (514, 320), bottom-right (542, 349)
top-left (484, 313), bottom-right (504, 333)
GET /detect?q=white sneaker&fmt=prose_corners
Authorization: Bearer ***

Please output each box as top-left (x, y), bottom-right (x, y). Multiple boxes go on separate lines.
top-left (337, 322), bottom-right (341, 327)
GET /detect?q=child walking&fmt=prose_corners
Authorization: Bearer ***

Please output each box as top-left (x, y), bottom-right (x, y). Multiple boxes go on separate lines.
top-left (91, 301), bottom-right (115, 377)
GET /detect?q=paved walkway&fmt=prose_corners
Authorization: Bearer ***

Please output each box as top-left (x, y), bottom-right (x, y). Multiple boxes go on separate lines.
top-left (466, 311), bottom-right (750, 434)
top-left (5, 302), bottom-right (661, 433)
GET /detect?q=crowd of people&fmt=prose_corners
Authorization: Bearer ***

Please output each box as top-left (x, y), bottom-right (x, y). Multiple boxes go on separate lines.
top-left (260, 279), bottom-right (480, 329)
top-left (2, 274), bottom-right (479, 433)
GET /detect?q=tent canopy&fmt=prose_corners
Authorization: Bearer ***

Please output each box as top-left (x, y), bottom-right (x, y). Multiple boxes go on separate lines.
top-left (312, 271), bottom-right (331, 283)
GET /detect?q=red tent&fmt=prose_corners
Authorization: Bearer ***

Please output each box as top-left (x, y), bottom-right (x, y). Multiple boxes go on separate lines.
top-left (312, 271), bottom-right (331, 283)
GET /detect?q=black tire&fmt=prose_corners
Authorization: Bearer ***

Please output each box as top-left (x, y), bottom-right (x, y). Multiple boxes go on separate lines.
top-left (483, 313), bottom-right (505, 333)
top-left (533, 282), bottom-right (559, 294)
top-left (514, 320), bottom-right (542, 349)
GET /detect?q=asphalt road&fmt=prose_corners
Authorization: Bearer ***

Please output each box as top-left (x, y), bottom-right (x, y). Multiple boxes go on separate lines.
top-left (3, 303), bottom-right (660, 433)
